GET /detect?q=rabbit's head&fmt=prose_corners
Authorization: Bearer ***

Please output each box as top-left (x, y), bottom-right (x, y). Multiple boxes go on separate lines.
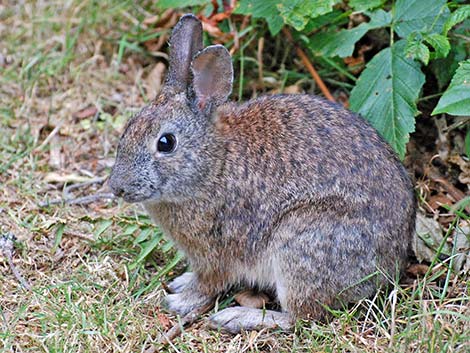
top-left (109, 15), bottom-right (233, 203)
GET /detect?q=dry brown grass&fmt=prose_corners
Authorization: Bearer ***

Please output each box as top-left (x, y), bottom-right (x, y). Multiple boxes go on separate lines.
top-left (1, 1), bottom-right (469, 352)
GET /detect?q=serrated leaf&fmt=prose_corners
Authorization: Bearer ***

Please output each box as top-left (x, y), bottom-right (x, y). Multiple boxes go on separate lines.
top-left (304, 9), bottom-right (346, 31)
top-left (309, 9), bottom-right (391, 57)
top-left (443, 5), bottom-right (470, 35)
top-left (350, 40), bottom-right (425, 159)
top-left (235, 0), bottom-right (284, 34)
top-left (236, 0), bottom-right (343, 33)
top-left (432, 60), bottom-right (470, 116)
top-left (349, 0), bottom-right (386, 12)
top-left (394, 0), bottom-right (449, 38)
top-left (424, 33), bottom-right (450, 59)
top-left (156, 0), bottom-right (211, 10)
top-left (277, 0), bottom-right (341, 31)
top-left (405, 36), bottom-right (430, 65)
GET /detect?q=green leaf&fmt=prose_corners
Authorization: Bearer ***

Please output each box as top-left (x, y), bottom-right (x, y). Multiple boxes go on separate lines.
top-left (349, 0), bottom-right (386, 12)
top-left (235, 0), bottom-right (284, 34)
top-left (161, 239), bottom-right (175, 253)
top-left (304, 9), bottom-right (346, 31)
top-left (129, 232), bottom-right (163, 269)
top-left (156, 0), bottom-right (211, 10)
top-left (405, 35), bottom-right (430, 65)
top-left (443, 5), bottom-right (470, 35)
top-left (432, 60), bottom-right (470, 116)
top-left (424, 33), bottom-right (450, 59)
top-left (156, 252), bottom-right (184, 278)
top-left (430, 54), bottom-right (461, 89)
top-left (53, 222), bottom-right (65, 254)
top-left (236, 0), bottom-right (343, 33)
top-left (122, 224), bottom-right (139, 236)
top-left (94, 219), bottom-right (113, 237)
top-left (350, 40), bottom-right (425, 159)
top-left (394, 0), bottom-right (449, 37)
top-left (309, 9), bottom-right (391, 58)
top-left (277, 0), bottom-right (341, 31)
top-left (134, 227), bottom-right (152, 244)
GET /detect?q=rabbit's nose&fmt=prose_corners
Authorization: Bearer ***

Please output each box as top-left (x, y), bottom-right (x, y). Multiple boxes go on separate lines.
top-left (112, 186), bottom-right (125, 197)
top-left (108, 176), bottom-right (125, 197)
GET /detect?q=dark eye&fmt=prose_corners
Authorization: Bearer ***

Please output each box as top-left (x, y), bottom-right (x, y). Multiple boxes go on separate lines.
top-left (157, 133), bottom-right (177, 153)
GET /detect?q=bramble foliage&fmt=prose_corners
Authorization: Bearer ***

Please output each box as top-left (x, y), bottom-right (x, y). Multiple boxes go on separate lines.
top-left (164, 0), bottom-right (470, 159)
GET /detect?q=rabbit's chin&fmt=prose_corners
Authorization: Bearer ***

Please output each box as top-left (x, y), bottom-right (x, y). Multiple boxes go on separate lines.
top-left (122, 191), bottom-right (161, 204)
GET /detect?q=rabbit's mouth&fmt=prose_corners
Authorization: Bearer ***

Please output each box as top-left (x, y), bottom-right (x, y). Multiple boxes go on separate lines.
top-left (108, 173), bottom-right (161, 203)
top-left (121, 191), bottom-right (161, 203)
top-left (122, 193), bottom-right (149, 203)
top-left (109, 183), bottom-right (160, 203)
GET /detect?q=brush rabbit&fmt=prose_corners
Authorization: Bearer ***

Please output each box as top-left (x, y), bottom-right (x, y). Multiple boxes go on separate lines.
top-left (108, 14), bottom-right (415, 333)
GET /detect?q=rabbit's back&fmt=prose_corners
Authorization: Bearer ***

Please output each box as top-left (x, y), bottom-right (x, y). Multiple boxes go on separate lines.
top-left (216, 94), bottom-right (414, 273)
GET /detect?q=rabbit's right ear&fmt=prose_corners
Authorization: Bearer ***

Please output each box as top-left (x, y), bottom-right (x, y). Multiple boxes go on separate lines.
top-left (166, 14), bottom-right (203, 91)
top-left (191, 45), bottom-right (233, 112)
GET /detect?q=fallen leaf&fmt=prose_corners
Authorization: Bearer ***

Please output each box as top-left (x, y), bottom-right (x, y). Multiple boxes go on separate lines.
top-left (73, 106), bottom-right (98, 120)
top-left (449, 154), bottom-right (470, 186)
top-left (429, 168), bottom-right (466, 203)
top-left (452, 222), bottom-right (470, 273)
top-left (414, 212), bottom-right (450, 262)
top-left (157, 312), bottom-right (172, 330)
top-left (48, 134), bottom-right (62, 170)
top-left (44, 172), bottom-right (94, 184)
top-left (201, 21), bottom-right (232, 42)
top-left (143, 34), bottom-right (168, 53)
top-left (145, 62), bottom-right (166, 100)
top-left (336, 91), bottom-right (350, 109)
top-left (428, 193), bottom-right (454, 211)
top-left (143, 9), bottom-right (176, 27)
top-left (406, 263), bottom-right (429, 277)
top-left (283, 85), bottom-right (302, 94)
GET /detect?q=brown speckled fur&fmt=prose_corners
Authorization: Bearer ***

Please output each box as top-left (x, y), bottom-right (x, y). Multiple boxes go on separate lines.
top-left (109, 14), bottom-right (415, 333)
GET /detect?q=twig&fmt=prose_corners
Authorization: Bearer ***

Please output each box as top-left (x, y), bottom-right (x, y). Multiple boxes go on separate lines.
top-left (63, 176), bottom-right (108, 199)
top-left (33, 121), bottom-right (64, 152)
top-left (282, 28), bottom-right (336, 102)
top-left (1, 233), bottom-right (31, 290)
top-left (64, 231), bottom-right (95, 242)
top-left (160, 302), bottom-right (214, 345)
top-left (257, 37), bottom-right (265, 86)
top-left (39, 192), bottom-right (116, 208)
top-left (64, 176), bottom-right (108, 193)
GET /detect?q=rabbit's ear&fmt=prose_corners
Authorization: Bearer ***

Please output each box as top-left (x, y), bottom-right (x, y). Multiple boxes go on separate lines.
top-left (191, 45), bottom-right (233, 111)
top-left (166, 14), bottom-right (203, 91)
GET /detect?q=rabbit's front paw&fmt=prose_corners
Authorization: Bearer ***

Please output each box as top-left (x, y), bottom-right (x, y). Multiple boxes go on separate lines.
top-left (167, 272), bottom-right (195, 293)
top-left (164, 290), bottom-right (212, 316)
top-left (209, 307), bottom-right (293, 334)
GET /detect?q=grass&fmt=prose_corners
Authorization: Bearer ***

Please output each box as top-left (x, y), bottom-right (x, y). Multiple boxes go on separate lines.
top-left (1, 1), bottom-right (469, 352)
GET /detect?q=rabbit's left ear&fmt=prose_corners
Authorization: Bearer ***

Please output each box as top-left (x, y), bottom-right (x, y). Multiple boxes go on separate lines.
top-left (166, 14), bottom-right (203, 91)
top-left (191, 45), bottom-right (233, 112)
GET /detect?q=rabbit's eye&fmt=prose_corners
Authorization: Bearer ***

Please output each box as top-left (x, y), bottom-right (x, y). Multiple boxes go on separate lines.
top-left (157, 133), bottom-right (177, 153)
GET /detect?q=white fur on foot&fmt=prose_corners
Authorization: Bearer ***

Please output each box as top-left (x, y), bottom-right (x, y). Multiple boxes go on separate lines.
top-left (209, 307), bottom-right (293, 333)
top-left (164, 290), bottom-right (212, 316)
top-left (167, 272), bottom-right (195, 293)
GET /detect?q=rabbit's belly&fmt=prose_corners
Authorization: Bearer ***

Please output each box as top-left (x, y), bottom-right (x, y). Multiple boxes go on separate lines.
top-left (238, 256), bottom-right (276, 290)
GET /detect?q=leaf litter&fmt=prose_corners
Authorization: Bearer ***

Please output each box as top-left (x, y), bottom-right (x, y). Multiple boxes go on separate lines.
top-left (0, 2), bottom-right (469, 352)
